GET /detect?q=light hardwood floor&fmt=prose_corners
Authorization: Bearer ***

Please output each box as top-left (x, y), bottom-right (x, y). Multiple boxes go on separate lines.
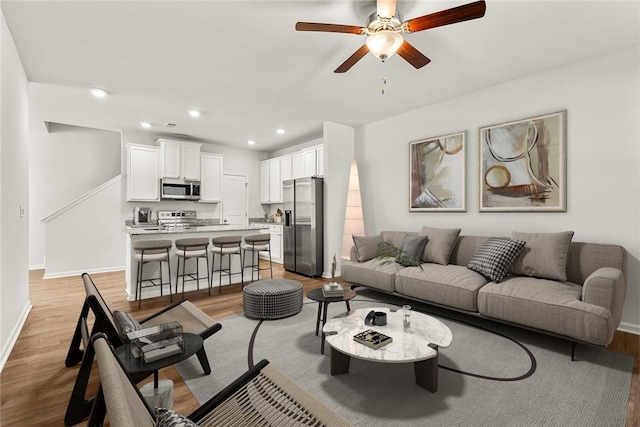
top-left (1, 266), bottom-right (638, 426)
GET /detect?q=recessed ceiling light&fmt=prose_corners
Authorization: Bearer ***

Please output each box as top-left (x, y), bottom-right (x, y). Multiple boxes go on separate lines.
top-left (248, 140), bottom-right (256, 145)
top-left (89, 87), bottom-right (109, 98)
top-left (188, 109), bottom-right (201, 117)
top-left (140, 122), bottom-right (152, 128)
top-left (276, 128), bottom-right (286, 135)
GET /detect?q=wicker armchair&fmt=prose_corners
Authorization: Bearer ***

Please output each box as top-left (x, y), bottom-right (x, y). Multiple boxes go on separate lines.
top-left (89, 333), bottom-right (353, 427)
top-left (64, 272), bottom-right (222, 426)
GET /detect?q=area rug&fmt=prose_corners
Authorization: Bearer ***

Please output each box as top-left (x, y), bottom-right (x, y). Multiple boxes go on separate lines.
top-left (175, 291), bottom-right (633, 426)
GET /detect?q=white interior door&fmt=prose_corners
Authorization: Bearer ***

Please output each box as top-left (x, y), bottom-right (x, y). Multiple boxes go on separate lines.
top-left (222, 174), bottom-right (248, 226)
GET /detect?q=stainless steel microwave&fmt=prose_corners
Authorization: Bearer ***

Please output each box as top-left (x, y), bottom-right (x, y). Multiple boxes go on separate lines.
top-left (160, 178), bottom-right (201, 201)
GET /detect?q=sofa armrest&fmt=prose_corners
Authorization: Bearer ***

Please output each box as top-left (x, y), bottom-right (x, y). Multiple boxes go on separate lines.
top-left (582, 267), bottom-right (626, 325)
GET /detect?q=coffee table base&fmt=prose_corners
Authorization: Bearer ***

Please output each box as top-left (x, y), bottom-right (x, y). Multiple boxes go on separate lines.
top-left (329, 343), bottom-right (440, 393)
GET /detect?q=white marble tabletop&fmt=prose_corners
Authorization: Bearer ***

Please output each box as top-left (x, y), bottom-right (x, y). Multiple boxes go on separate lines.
top-left (323, 307), bottom-right (452, 363)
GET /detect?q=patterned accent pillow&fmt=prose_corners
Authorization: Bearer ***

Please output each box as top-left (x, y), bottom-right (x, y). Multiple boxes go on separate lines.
top-left (396, 235), bottom-right (429, 267)
top-left (467, 237), bottom-right (526, 283)
top-left (156, 408), bottom-right (198, 427)
top-left (113, 311), bottom-right (141, 338)
top-left (352, 234), bottom-right (383, 262)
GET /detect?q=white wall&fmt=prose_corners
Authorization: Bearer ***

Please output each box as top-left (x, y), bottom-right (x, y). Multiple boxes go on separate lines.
top-left (0, 10), bottom-right (31, 371)
top-left (43, 177), bottom-right (124, 278)
top-left (29, 123), bottom-right (121, 267)
top-left (323, 122), bottom-right (355, 277)
top-left (355, 46), bottom-right (640, 333)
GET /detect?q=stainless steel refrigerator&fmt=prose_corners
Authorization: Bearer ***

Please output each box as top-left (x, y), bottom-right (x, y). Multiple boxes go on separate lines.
top-left (283, 177), bottom-right (323, 277)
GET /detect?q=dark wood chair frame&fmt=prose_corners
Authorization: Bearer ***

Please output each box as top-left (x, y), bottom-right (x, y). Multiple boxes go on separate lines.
top-left (63, 272), bottom-right (222, 426)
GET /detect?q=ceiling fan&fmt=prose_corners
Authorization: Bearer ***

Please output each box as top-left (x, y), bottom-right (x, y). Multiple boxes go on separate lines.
top-left (295, 0), bottom-right (486, 73)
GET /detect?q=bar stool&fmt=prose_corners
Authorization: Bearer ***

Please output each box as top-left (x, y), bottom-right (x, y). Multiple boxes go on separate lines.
top-left (132, 239), bottom-right (172, 309)
top-left (210, 235), bottom-right (243, 294)
top-left (175, 237), bottom-right (210, 299)
top-left (242, 233), bottom-right (273, 284)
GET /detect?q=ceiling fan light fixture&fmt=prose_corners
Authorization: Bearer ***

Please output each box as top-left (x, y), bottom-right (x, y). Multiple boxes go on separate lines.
top-left (366, 30), bottom-right (403, 62)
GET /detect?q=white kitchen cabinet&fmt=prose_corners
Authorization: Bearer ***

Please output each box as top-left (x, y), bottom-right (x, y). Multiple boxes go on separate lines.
top-left (269, 159), bottom-right (281, 203)
top-left (259, 158), bottom-right (282, 203)
top-left (200, 153), bottom-right (223, 202)
top-left (260, 161), bottom-right (270, 203)
top-left (126, 144), bottom-right (160, 202)
top-left (280, 155), bottom-right (292, 182)
top-left (292, 152), bottom-right (305, 179)
top-left (291, 145), bottom-right (323, 179)
top-left (303, 148), bottom-right (317, 177)
top-left (259, 224), bottom-right (283, 264)
top-left (316, 146), bottom-right (324, 176)
top-left (156, 138), bottom-right (201, 180)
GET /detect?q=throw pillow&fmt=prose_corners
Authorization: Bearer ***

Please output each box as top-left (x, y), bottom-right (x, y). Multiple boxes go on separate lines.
top-left (352, 234), bottom-right (383, 262)
top-left (113, 310), bottom-right (141, 338)
top-left (156, 408), bottom-right (198, 427)
top-left (419, 226), bottom-right (462, 265)
top-left (510, 231), bottom-right (575, 281)
top-left (467, 237), bottom-right (526, 283)
top-left (396, 235), bottom-right (429, 267)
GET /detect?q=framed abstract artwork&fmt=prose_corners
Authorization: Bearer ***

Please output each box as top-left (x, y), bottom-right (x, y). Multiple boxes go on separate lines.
top-left (409, 131), bottom-right (466, 212)
top-left (479, 110), bottom-right (566, 212)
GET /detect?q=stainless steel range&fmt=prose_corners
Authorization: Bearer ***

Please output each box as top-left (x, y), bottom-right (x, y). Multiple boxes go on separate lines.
top-left (157, 210), bottom-right (197, 230)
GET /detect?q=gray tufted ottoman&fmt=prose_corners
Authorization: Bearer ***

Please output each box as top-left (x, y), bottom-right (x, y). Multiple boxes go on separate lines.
top-left (243, 279), bottom-right (303, 320)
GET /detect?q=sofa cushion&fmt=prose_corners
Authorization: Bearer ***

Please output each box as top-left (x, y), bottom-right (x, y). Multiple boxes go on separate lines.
top-left (352, 234), bottom-right (383, 262)
top-left (419, 226), bottom-right (462, 265)
top-left (478, 276), bottom-right (614, 345)
top-left (342, 258), bottom-right (401, 293)
top-left (510, 231), bottom-right (574, 281)
top-left (381, 231), bottom-right (415, 249)
top-left (396, 264), bottom-right (488, 312)
top-left (396, 235), bottom-right (429, 267)
top-left (467, 237), bottom-right (526, 283)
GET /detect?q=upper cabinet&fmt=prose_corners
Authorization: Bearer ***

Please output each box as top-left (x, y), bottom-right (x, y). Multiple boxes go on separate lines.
top-left (156, 138), bottom-right (201, 180)
top-left (200, 153), bottom-right (224, 203)
top-left (292, 145), bottom-right (323, 179)
top-left (292, 152), bottom-right (305, 179)
top-left (260, 158), bottom-right (282, 204)
top-left (281, 155), bottom-right (292, 182)
top-left (126, 144), bottom-right (160, 202)
top-left (316, 146), bottom-right (324, 176)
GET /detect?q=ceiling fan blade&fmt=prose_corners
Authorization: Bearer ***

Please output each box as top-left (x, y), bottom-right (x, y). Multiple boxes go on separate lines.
top-left (334, 45), bottom-right (370, 73)
top-left (377, 0), bottom-right (398, 19)
top-left (295, 22), bottom-right (365, 35)
top-left (396, 41), bottom-right (431, 69)
top-left (404, 0), bottom-right (486, 33)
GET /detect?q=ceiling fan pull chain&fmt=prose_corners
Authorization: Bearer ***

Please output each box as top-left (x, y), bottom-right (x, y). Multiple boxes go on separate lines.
top-left (381, 77), bottom-right (387, 95)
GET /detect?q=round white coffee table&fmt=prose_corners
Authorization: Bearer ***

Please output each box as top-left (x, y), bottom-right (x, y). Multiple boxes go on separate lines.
top-left (323, 307), bottom-right (452, 392)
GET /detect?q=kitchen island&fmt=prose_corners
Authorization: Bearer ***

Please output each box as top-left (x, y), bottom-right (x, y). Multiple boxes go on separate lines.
top-left (124, 224), bottom-right (268, 301)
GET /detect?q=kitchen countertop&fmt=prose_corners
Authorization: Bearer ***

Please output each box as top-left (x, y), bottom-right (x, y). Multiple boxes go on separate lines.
top-left (125, 223), bottom-right (268, 236)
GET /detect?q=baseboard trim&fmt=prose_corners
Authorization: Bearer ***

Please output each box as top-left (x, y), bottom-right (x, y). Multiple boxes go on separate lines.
top-left (618, 321), bottom-right (640, 336)
top-left (0, 302), bottom-right (32, 373)
top-left (43, 266), bottom-right (125, 280)
top-left (29, 264), bottom-right (45, 271)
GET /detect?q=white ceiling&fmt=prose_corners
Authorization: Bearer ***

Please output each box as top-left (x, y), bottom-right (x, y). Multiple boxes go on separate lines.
top-left (2, 1), bottom-right (639, 152)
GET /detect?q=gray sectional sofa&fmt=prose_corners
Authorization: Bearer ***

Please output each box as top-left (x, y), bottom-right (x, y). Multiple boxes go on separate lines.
top-left (342, 228), bottom-right (627, 348)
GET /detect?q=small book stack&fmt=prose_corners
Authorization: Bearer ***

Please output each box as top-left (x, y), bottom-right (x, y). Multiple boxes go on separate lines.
top-left (322, 282), bottom-right (345, 298)
top-left (126, 321), bottom-right (184, 363)
top-left (353, 329), bottom-right (393, 350)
